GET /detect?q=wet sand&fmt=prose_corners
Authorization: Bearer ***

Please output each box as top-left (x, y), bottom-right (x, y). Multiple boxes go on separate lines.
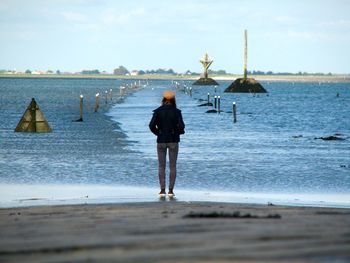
top-left (1, 202), bottom-right (349, 262)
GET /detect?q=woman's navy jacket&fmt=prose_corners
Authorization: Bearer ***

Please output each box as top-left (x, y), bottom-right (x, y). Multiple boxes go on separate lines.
top-left (149, 104), bottom-right (185, 143)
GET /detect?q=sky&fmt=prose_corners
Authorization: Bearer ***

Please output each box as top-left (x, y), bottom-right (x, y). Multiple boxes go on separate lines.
top-left (1, 0), bottom-right (350, 74)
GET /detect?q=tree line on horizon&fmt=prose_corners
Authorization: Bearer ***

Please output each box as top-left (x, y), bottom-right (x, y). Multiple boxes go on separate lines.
top-left (111, 66), bottom-right (333, 76)
top-left (0, 67), bottom-right (334, 76)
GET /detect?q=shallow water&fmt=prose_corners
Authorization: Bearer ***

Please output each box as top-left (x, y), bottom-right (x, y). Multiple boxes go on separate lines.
top-left (0, 78), bottom-right (349, 207)
top-left (111, 80), bottom-right (350, 194)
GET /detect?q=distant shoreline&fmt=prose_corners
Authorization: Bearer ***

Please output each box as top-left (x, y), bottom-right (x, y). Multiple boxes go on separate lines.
top-left (1, 73), bottom-right (350, 82)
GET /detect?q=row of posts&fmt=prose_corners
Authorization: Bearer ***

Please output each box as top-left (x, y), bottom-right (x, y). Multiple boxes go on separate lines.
top-left (176, 81), bottom-right (237, 123)
top-left (207, 92), bottom-right (237, 123)
top-left (174, 81), bottom-right (193, 97)
top-left (93, 88), bottom-right (114, 113)
top-left (172, 81), bottom-right (238, 123)
top-left (78, 82), bottom-right (144, 122)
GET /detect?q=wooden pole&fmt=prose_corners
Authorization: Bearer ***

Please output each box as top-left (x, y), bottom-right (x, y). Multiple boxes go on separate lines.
top-left (233, 102), bottom-right (237, 123)
top-left (120, 86), bottom-right (125, 97)
top-left (207, 93), bottom-right (210, 105)
top-left (218, 96), bottom-right (221, 113)
top-left (79, 94), bottom-right (83, 121)
top-left (94, 93), bottom-right (100, 112)
top-left (244, 29), bottom-right (248, 80)
top-left (214, 96), bottom-right (217, 109)
top-left (110, 89), bottom-right (113, 101)
top-left (105, 91), bottom-right (108, 104)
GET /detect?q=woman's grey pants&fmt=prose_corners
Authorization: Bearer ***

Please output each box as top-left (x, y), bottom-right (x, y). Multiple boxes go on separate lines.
top-left (157, 143), bottom-right (179, 190)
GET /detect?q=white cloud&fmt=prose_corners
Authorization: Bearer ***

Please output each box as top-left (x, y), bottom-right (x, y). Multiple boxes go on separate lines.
top-left (319, 19), bottom-right (350, 28)
top-left (287, 30), bottom-right (313, 39)
top-left (100, 8), bottom-right (146, 26)
top-left (274, 15), bottom-right (294, 23)
top-left (61, 11), bottom-right (87, 23)
top-left (287, 30), bottom-right (331, 41)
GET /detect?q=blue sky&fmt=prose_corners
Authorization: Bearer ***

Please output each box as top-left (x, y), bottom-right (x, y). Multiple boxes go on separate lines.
top-left (1, 0), bottom-right (350, 73)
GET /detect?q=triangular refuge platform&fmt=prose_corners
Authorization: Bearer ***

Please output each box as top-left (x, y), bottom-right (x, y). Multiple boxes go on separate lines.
top-left (225, 30), bottom-right (267, 93)
top-left (224, 78), bottom-right (267, 93)
top-left (15, 98), bottom-right (52, 132)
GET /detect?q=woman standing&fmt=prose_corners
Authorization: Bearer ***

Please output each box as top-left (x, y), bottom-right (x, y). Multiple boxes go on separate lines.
top-left (149, 90), bottom-right (185, 197)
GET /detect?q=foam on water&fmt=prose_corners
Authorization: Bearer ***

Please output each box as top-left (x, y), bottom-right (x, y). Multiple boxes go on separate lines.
top-left (1, 184), bottom-right (349, 208)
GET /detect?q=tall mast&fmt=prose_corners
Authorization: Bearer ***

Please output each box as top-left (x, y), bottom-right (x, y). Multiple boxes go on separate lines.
top-left (243, 29), bottom-right (248, 80)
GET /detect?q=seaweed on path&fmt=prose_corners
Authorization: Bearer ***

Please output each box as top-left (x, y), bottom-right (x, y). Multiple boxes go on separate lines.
top-left (183, 211), bottom-right (281, 219)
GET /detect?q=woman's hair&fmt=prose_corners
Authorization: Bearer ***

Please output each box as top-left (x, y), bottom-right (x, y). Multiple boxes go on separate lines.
top-left (162, 97), bottom-right (176, 107)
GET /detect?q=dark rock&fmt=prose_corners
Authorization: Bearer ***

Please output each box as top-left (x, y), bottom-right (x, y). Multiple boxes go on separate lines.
top-left (292, 135), bottom-right (303, 139)
top-left (315, 136), bottom-right (345, 141)
top-left (224, 78), bottom-right (267, 93)
top-left (193, 78), bottom-right (219, 86)
top-left (198, 102), bottom-right (213, 107)
top-left (206, 109), bottom-right (218, 113)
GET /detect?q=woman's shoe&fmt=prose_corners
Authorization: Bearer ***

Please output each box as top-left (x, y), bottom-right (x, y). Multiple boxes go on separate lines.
top-left (168, 190), bottom-right (175, 197)
top-left (159, 189), bottom-right (166, 197)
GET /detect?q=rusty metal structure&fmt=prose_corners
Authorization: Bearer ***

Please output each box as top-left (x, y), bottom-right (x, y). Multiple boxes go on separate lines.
top-left (200, 53), bottom-right (213, 79)
top-left (15, 98), bottom-right (52, 132)
top-left (193, 53), bottom-right (219, 86)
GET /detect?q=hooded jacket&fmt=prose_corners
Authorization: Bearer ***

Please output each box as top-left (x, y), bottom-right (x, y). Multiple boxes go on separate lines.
top-left (149, 104), bottom-right (185, 143)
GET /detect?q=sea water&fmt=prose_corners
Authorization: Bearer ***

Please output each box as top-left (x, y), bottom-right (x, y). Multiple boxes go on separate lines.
top-left (0, 78), bottom-right (349, 207)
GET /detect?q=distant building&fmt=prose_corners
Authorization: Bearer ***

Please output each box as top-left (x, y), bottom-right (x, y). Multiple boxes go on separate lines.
top-left (31, 71), bottom-right (41, 75)
top-left (130, 70), bottom-right (139, 76)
